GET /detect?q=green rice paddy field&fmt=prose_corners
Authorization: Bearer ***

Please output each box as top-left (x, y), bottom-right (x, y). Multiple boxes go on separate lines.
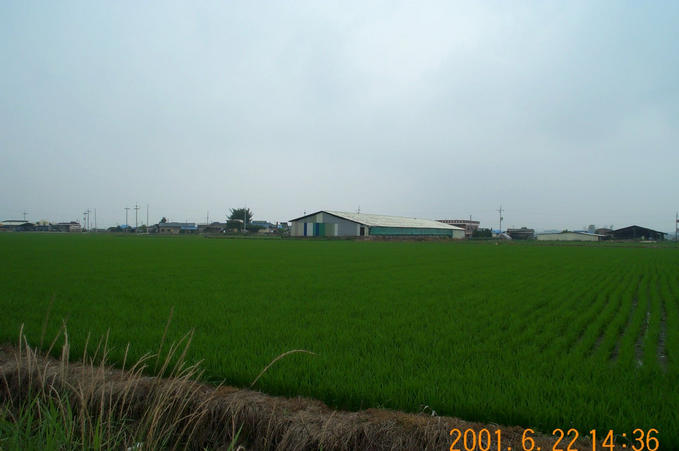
top-left (1, 234), bottom-right (678, 445)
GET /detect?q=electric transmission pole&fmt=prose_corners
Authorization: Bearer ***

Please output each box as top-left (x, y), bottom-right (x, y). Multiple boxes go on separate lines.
top-left (134, 204), bottom-right (139, 229)
top-left (125, 207), bottom-right (130, 228)
top-left (497, 205), bottom-right (504, 234)
top-left (146, 204), bottom-right (149, 227)
top-left (83, 209), bottom-right (91, 231)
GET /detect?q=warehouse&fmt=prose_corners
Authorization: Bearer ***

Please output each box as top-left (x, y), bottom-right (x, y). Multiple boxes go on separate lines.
top-left (612, 225), bottom-right (665, 241)
top-left (507, 227), bottom-right (535, 240)
top-left (536, 231), bottom-right (604, 241)
top-left (0, 220), bottom-right (34, 232)
top-left (290, 210), bottom-right (465, 238)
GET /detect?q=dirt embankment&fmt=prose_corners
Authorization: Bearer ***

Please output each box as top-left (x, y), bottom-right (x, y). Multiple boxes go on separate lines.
top-left (0, 345), bottom-right (607, 450)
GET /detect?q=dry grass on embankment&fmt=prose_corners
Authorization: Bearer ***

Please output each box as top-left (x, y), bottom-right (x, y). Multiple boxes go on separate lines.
top-left (1, 330), bottom-right (606, 450)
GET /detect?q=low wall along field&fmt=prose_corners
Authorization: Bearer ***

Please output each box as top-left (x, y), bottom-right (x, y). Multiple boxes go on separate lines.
top-left (0, 234), bottom-right (677, 446)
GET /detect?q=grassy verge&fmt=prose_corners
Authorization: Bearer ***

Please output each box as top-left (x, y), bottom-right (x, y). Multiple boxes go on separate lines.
top-left (0, 325), bottom-right (240, 450)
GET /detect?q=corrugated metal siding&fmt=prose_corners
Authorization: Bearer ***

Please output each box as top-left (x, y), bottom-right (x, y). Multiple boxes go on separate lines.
top-left (369, 227), bottom-right (453, 237)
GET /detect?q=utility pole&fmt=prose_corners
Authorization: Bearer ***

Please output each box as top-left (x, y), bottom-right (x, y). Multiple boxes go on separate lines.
top-left (83, 209), bottom-right (91, 231)
top-left (134, 204), bottom-right (139, 229)
top-left (23, 211), bottom-right (28, 221)
top-left (207, 211), bottom-right (209, 225)
top-left (146, 204), bottom-right (149, 227)
top-left (497, 205), bottom-right (504, 234)
top-left (125, 207), bottom-right (130, 227)
top-left (676, 211), bottom-right (678, 242)
top-left (94, 209), bottom-right (97, 231)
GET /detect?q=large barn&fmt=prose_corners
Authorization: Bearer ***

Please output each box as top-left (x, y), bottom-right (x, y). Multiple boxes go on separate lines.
top-left (612, 225), bottom-right (665, 241)
top-left (290, 210), bottom-right (465, 238)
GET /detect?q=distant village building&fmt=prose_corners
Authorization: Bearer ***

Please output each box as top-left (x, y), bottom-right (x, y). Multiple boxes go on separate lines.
top-left (506, 227), bottom-right (535, 240)
top-left (594, 228), bottom-right (613, 239)
top-left (51, 222), bottom-right (81, 232)
top-left (0, 220), bottom-right (34, 232)
top-left (198, 222), bottom-right (227, 234)
top-left (437, 219), bottom-right (480, 238)
top-left (250, 220), bottom-right (275, 233)
top-left (536, 231), bottom-right (605, 241)
top-left (290, 210), bottom-right (465, 238)
top-left (157, 222), bottom-right (198, 234)
top-left (612, 225), bottom-right (665, 241)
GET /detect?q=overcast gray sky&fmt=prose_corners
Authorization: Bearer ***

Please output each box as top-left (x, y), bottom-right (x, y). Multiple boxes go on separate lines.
top-left (2, 1), bottom-right (678, 231)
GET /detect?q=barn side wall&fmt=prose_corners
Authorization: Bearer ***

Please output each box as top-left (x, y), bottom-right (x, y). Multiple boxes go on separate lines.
top-left (290, 213), bottom-right (360, 237)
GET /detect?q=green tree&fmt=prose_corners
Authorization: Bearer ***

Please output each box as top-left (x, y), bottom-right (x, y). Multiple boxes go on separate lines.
top-left (228, 208), bottom-right (253, 224)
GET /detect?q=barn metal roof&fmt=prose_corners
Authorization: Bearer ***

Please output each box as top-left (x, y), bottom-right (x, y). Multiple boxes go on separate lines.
top-left (291, 210), bottom-right (464, 230)
top-left (613, 225), bottom-right (664, 234)
top-left (536, 231), bottom-right (605, 237)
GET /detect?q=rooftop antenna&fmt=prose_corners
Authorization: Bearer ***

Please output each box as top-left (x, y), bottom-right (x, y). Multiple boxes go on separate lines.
top-left (134, 204), bottom-right (140, 229)
top-left (497, 205), bottom-right (504, 233)
top-left (124, 207), bottom-right (130, 227)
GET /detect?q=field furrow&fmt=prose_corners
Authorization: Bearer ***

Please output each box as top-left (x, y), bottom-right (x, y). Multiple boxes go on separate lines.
top-left (591, 270), bottom-right (637, 362)
top-left (662, 268), bottom-right (679, 375)
top-left (613, 272), bottom-right (649, 368)
top-left (553, 272), bottom-right (619, 358)
top-left (609, 273), bottom-right (642, 363)
top-left (581, 267), bottom-right (635, 358)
